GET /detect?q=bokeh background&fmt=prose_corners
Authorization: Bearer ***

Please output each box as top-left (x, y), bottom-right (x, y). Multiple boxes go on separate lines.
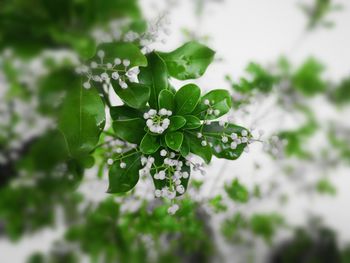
top-left (1, 0), bottom-right (350, 262)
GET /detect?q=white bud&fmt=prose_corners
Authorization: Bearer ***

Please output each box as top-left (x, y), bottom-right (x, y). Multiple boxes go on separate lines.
top-left (214, 109), bottom-right (220, 116)
top-left (160, 149), bottom-right (167, 157)
top-left (230, 142), bottom-right (237, 149)
top-left (182, 171), bottom-right (189, 179)
top-left (204, 99), bottom-right (210, 105)
top-left (111, 72), bottom-right (119, 80)
top-left (231, 133), bottom-right (238, 140)
top-left (123, 59), bottom-right (130, 67)
top-left (241, 130), bottom-right (248, 137)
top-left (107, 158), bottom-right (113, 165)
top-left (83, 82), bottom-right (91, 89)
top-left (201, 141), bottom-right (207, 146)
top-left (114, 58), bottom-right (121, 65)
top-left (97, 50), bottom-right (105, 58)
top-left (197, 132), bottom-right (202, 138)
top-left (155, 189), bottom-right (162, 197)
top-left (222, 136), bottom-right (228, 143)
top-left (120, 162), bottom-right (126, 169)
top-left (90, 61), bottom-right (98, 68)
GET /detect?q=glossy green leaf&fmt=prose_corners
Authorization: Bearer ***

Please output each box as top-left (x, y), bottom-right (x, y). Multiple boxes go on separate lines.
top-left (185, 133), bottom-right (212, 164)
top-left (183, 115), bottom-right (201, 129)
top-left (202, 122), bottom-right (248, 160)
top-left (113, 118), bottom-right (145, 144)
top-left (58, 86), bottom-right (105, 159)
top-left (158, 41), bottom-right (215, 80)
top-left (109, 105), bottom-right (142, 120)
top-left (112, 82), bottom-right (150, 109)
top-left (90, 42), bottom-right (147, 68)
top-left (139, 52), bottom-right (168, 109)
top-left (107, 151), bottom-right (142, 193)
top-left (140, 133), bottom-right (161, 154)
top-left (174, 84), bottom-right (201, 115)
top-left (168, 116), bottom-right (186, 131)
top-left (193, 89), bottom-right (232, 120)
top-left (158, 89), bottom-right (175, 111)
top-left (165, 132), bottom-right (184, 151)
top-left (180, 136), bottom-right (190, 157)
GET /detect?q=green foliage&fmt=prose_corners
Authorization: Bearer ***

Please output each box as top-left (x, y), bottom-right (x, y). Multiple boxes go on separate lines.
top-left (292, 58), bottom-right (326, 96)
top-left (139, 52), bottom-right (168, 109)
top-left (209, 195), bottom-right (227, 213)
top-left (225, 179), bottom-right (249, 203)
top-left (250, 213), bottom-right (284, 243)
top-left (174, 84), bottom-right (201, 115)
top-left (58, 85), bottom-right (105, 161)
top-left (158, 41), bottom-right (215, 80)
top-left (316, 179), bottom-right (337, 196)
top-left (108, 150), bottom-right (142, 193)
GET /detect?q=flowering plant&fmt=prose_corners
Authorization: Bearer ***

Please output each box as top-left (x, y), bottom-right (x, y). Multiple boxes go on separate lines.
top-left (61, 40), bottom-right (251, 213)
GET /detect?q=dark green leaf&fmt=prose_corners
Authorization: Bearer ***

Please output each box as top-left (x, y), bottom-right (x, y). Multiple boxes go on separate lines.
top-left (112, 82), bottom-right (150, 109)
top-left (193, 89), bottom-right (232, 120)
top-left (108, 151), bottom-right (141, 193)
top-left (139, 52), bottom-right (168, 109)
top-left (140, 133), bottom-right (161, 154)
top-left (174, 84), bottom-right (201, 115)
top-left (158, 89), bottom-right (175, 111)
top-left (168, 116), bottom-right (186, 131)
top-left (180, 136), bottom-right (190, 157)
top-left (109, 105), bottom-right (142, 120)
top-left (113, 118), bottom-right (145, 144)
top-left (183, 115), bottom-right (201, 129)
top-left (202, 122), bottom-right (248, 160)
top-left (58, 86), bottom-right (105, 159)
top-left (185, 133), bottom-right (212, 164)
top-left (158, 41), bottom-right (215, 80)
top-left (165, 132), bottom-right (184, 151)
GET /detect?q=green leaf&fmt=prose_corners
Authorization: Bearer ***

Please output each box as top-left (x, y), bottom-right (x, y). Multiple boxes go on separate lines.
top-left (108, 151), bottom-right (141, 193)
top-left (112, 82), bottom-right (150, 109)
top-left (113, 118), bottom-right (145, 144)
top-left (58, 86), bottom-right (105, 159)
top-left (202, 122), bottom-right (248, 160)
top-left (180, 136), bottom-right (190, 157)
top-left (140, 133), bottom-right (161, 154)
top-left (90, 42), bottom-right (147, 68)
top-left (139, 52), bottom-right (168, 109)
top-left (158, 89), bottom-right (175, 111)
top-left (109, 105), bottom-right (142, 121)
top-left (158, 41), bottom-right (215, 80)
top-left (174, 84), bottom-right (201, 115)
top-left (225, 179), bottom-right (249, 203)
top-left (185, 133), bottom-right (212, 164)
top-left (193, 89), bottom-right (232, 120)
top-left (168, 116), bottom-right (186, 131)
top-left (183, 115), bottom-right (201, 129)
top-left (165, 132), bottom-right (184, 151)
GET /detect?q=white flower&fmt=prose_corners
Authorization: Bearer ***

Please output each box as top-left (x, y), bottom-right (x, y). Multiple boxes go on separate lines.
top-left (176, 185), bottom-right (185, 194)
top-left (107, 63), bottom-right (113, 69)
top-left (167, 110), bottom-right (172, 116)
top-left (120, 162), bottom-right (126, 169)
top-left (111, 72), bottom-right (119, 80)
top-left (143, 113), bottom-right (150, 119)
top-left (154, 189), bottom-right (162, 197)
top-left (230, 142), bottom-right (237, 150)
top-left (158, 170), bottom-right (166, 180)
top-left (119, 79), bottom-right (128, 89)
top-left (123, 59), bottom-right (130, 67)
top-left (242, 137), bottom-right (248, 143)
top-left (160, 149), bottom-right (167, 156)
top-left (241, 130), bottom-right (248, 137)
top-left (231, 133), bottom-right (238, 140)
top-left (222, 136), bottom-right (228, 143)
top-left (83, 82), bottom-right (91, 89)
top-left (182, 171), bottom-right (189, 179)
top-left (167, 204), bottom-right (179, 215)
top-left (214, 109), bottom-right (220, 116)
top-left (219, 120), bottom-right (225, 126)
top-left (101, 72), bottom-right (109, 81)
top-left (159, 108), bottom-right (168, 116)
top-left (107, 158), bottom-right (113, 165)
top-left (201, 140), bottom-right (207, 146)
top-left (204, 99), bottom-right (210, 105)
top-left (90, 61), bottom-right (98, 68)
top-left (97, 50), bottom-right (105, 58)
top-left (197, 132), bottom-right (202, 138)
top-left (114, 58), bottom-right (121, 65)
top-left (148, 109), bottom-right (157, 116)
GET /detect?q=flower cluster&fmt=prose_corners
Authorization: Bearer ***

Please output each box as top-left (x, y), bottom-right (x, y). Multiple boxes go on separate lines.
top-left (91, 14), bottom-right (172, 55)
top-left (76, 50), bottom-right (140, 90)
top-left (143, 108), bottom-right (172, 134)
